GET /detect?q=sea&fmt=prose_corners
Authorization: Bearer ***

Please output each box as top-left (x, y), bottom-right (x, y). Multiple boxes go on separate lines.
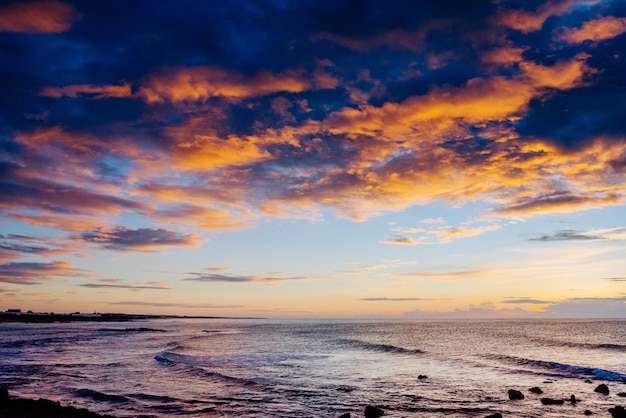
top-left (0, 318), bottom-right (625, 417)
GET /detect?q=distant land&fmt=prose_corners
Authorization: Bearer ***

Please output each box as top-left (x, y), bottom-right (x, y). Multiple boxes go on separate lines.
top-left (0, 309), bottom-right (262, 323)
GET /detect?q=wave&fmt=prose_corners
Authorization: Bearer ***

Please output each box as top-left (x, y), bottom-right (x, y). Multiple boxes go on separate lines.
top-left (528, 336), bottom-right (626, 352)
top-left (74, 388), bottom-right (130, 403)
top-left (97, 327), bottom-right (167, 333)
top-left (487, 354), bottom-right (626, 382)
top-left (127, 392), bottom-right (179, 403)
top-left (336, 339), bottom-right (424, 355)
top-left (154, 351), bottom-right (313, 367)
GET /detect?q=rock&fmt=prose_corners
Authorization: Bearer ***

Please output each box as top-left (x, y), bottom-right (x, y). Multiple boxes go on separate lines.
top-left (508, 389), bottom-right (525, 400)
top-left (529, 387), bottom-right (543, 394)
top-left (484, 413), bottom-right (502, 418)
top-left (584, 410), bottom-right (593, 416)
top-left (337, 414), bottom-right (351, 418)
top-left (610, 406), bottom-right (626, 418)
top-left (418, 375), bottom-right (428, 380)
top-left (618, 392), bottom-right (626, 397)
top-left (585, 379), bottom-right (593, 384)
top-left (541, 398), bottom-right (565, 405)
top-left (570, 395), bottom-right (578, 404)
top-left (0, 386), bottom-right (9, 403)
top-left (594, 384), bottom-right (609, 395)
top-left (364, 405), bottom-right (384, 418)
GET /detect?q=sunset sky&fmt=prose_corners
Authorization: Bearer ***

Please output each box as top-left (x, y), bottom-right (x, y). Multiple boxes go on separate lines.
top-left (1, 0), bottom-right (625, 318)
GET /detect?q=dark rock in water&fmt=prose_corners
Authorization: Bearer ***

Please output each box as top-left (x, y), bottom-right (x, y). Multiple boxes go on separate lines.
top-left (617, 392), bottom-right (626, 397)
top-left (529, 387), bottom-right (543, 394)
top-left (364, 405), bottom-right (384, 418)
top-left (337, 413), bottom-right (351, 418)
top-left (0, 388), bottom-right (113, 417)
top-left (484, 413), bottom-right (502, 418)
top-left (418, 375), bottom-right (428, 380)
top-left (541, 398), bottom-right (565, 405)
top-left (508, 389), bottom-right (525, 400)
top-left (594, 384), bottom-right (610, 395)
top-left (570, 394), bottom-right (578, 404)
top-left (610, 406), bottom-right (626, 418)
top-left (584, 410), bottom-right (593, 416)
top-left (585, 379), bottom-right (593, 384)
top-left (0, 386), bottom-right (9, 403)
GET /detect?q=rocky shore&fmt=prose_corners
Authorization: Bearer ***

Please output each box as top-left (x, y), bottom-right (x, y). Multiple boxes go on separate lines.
top-left (2, 384), bottom-right (625, 418)
top-left (0, 387), bottom-right (113, 418)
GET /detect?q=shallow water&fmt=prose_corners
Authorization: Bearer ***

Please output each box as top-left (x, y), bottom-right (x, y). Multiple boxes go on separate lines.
top-left (0, 319), bottom-right (625, 417)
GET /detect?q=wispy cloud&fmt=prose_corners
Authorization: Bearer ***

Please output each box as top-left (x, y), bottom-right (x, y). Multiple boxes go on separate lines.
top-left (382, 235), bottom-right (418, 246)
top-left (0, 0), bottom-right (80, 34)
top-left (78, 281), bottom-right (172, 291)
top-left (74, 227), bottom-right (200, 251)
top-left (501, 298), bottom-right (553, 305)
top-left (0, 261), bottom-right (87, 285)
top-left (183, 272), bottom-right (316, 284)
top-left (529, 229), bottom-right (604, 242)
top-left (555, 16), bottom-right (626, 44)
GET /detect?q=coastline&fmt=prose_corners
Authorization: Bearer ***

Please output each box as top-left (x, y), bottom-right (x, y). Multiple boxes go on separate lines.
top-left (0, 313), bottom-right (262, 323)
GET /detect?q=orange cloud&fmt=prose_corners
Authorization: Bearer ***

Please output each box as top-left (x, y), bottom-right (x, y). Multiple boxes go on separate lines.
top-left (0, 260), bottom-right (87, 285)
top-left (40, 83), bottom-right (133, 99)
top-left (497, 0), bottom-right (590, 33)
top-left (0, 0), bottom-right (79, 33)
top-left (138, 66), bottom-right (313, 103)
top-left (153, 204), bottom-right (251, 230)
top-left (7, 213), bottom-right (104, 232)
top-left (383, 235), bottom-right (418, 245)
top-left (555, 16), bottom-right (626, 44)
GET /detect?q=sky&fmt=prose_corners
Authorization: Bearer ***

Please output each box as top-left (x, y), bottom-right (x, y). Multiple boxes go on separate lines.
top-left (0, 0), bottom-right (625, 318)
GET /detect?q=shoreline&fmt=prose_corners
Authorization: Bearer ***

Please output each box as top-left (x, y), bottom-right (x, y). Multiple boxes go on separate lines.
top-left (0, 313), bottom-right (263, 323)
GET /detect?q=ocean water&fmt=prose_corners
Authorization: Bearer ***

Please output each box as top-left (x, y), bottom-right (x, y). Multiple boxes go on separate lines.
top-left (0, 318), bottom-right (625, 417)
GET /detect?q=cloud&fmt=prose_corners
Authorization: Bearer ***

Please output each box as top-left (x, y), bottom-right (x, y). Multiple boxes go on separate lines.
top-left (529, 229), bottom-right (604, 242)
top-left (40, 83), bottom-right (133, 99)
top-left (432, 225), bottom-right (501, 243)
top-left (137, 66), bottom-right (319, 104)
top-left (75, 227), bottom-right (200, 251)
top-left (0, 0), bottom-right (79, 33)
top-left (555, 16), bottom-right (626, 44)
top-left (153, 204), bottom-right (250, 230)
top-left (0, 261), bottom-right (87, 285)
top-left (501, 298), bottom-right (553, 304)
top-left (496, 0), bottom-right (593, 33)
top-left (494, 191), bottom-right (621, 217)
top-left (420, 217), bottom-right (444, 225)
top-left (0, 234), bottom-right (71, 261)
top-left (404, 301), bottom-right (531, 318)
top-left (78, 281), bottom-right (171, 291)
top-left (183, 272), bottom-right (315, 283)
top-left (542, 297), bottom-right (626, 318)
top-left (383, 235), bottom-right (418, 245)
top-left (0, 175), bottom-right (148, 217)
